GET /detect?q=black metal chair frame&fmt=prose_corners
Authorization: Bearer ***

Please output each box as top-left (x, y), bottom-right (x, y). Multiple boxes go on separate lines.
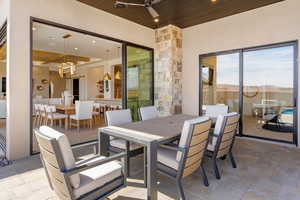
top-left (156, 119), bottom-right (211, 200)
top-left (206, 114), bottom-right (239, 179)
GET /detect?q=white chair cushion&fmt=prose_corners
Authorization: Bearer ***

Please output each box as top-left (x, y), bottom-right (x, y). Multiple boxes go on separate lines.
top-left (213, 115), bottom-right (225, 136)
top-left (177, 117), bottom-right (210, 161)
top-left (205, 105), bottom-right (228, 118)
top-left (39, 126), bottom-right (80, 188)
top-left (73, 157), bottom-right (122, 198)
top-left (74, 101), bottom-right (94, 120)
top-left (139, 106), bottom-right (159, 121)
top-left (70, 114), bottom-right (78, 120)
top-left (47, 113), bottom-right (67, 119)
top-left (105, 109), bottom-right (132, 126)
top-left (207, 144), bottom-right (215, 151)
top-left (93, 111), bottom-right (99, 115)
top-left (157, 147), bottom-right (179, 170)
top-left (110, 138), bottom-right (141, 151)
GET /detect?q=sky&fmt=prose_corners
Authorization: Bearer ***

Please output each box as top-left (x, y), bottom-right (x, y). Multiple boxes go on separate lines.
top-left (216, 46), bottom-right (294, 88)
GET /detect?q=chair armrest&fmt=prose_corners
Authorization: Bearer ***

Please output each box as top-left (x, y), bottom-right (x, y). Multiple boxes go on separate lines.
top-left (63, 152), bottom-right (126, 176)
top-left (159, 144), bottom-right (187, 152)
top-left (71, 141), bottom-right (98, 151)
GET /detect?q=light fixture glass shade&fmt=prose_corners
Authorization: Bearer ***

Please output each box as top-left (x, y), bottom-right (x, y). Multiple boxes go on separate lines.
top-left (58, 65), bottom-right (64, 78)
top-left (103, 73), bottom-right (112, 80)
top-left (58, 62), bottom-right (78, 78)
top-left (115, 70), bottom-right (121, 80)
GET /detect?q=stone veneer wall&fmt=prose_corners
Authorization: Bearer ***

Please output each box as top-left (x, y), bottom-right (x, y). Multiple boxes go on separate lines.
top-left (155, 25), bottom-right (183, 116)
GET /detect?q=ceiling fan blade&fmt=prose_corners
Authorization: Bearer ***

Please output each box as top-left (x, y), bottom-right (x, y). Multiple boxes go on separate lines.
top-left (151, 0), bottom-right (164, 5)
top-left (115, 1), bottom-right (145, 7)
top-left (147, 6), bottom-right (159, 18)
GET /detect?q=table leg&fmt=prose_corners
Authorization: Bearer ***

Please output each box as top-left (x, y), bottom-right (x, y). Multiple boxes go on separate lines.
top-left (65, 117), bottom-right (68, 130)
top-left (147, 141), bottom-right (158, 200)
top-left (98, 130), bottom-right (109, 156)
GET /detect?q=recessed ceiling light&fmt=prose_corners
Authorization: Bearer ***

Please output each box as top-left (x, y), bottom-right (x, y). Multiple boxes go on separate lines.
top-left (92, 40), bottom-right (96, 44)
top-left (32, 27), bottom-right (37, 31)
top-left (74, 47), bottom-right (78, 50)
top-left (154, 18), bottom-right (159, 23)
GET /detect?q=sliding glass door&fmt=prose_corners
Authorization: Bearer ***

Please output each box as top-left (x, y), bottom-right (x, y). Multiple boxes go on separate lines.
top-left (199, 42), bottom-right (298, 145)
top-left (243, 45), bottom-right (296, 143)
top-left (0, 22), bottom-right (7, 160)
top-left (200, 52), bottom-right (240, 114)
top-left (125, 45), bottom-right (154, 121)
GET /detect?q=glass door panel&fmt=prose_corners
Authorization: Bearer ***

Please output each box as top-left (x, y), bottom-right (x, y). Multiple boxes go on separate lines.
top-left (201, 53), bottom-right (240, 114)
top-left (126, 46), bottom-right (153, 121)
top-left (243, 45), bottom-right (295, 142)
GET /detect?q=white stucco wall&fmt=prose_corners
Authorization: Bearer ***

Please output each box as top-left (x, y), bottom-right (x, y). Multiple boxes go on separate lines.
top-left (182, 0), bottom-right (300, 145)
top-left (0, 0), bottom-right (8, 25)
top-left (6, 0), bottom-right (155, 160)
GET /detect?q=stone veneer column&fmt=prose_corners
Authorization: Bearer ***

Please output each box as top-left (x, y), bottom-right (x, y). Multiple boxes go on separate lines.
top-left (155, 25), bottom-right (183, 116)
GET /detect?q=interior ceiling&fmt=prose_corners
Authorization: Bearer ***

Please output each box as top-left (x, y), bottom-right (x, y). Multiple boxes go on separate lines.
top-left (32, 50), bottom-right (90, 65)
top-left (77, 0), bottom-right (284, 29)
top-left (32, 22), bottom-right (122, 64)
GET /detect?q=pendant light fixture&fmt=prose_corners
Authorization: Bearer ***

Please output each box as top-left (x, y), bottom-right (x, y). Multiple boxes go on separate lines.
top-left (103, 49), bottom-right (112, 80)
top-left (58, 34), bottom-right (78, 79)
top-left (115, 47), bottom-right (121, 80)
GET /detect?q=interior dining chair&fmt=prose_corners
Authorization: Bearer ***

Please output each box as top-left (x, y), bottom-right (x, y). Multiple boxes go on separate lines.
top-left (139, 106), bottom-right (159, 121)
top-left (45, 105), bottom-right (68, 129)
top-left (70, 101), bottom-right (94, 131)
top-left (206, 112), bottom-right (240, 179)
top-left (0, 100), bottom-right (6, 129)
top-left (38, 104), bottom-right (47, 126)
top-left (49, 98), bottom-right (62, 105)
top-left (35, 126), bottom-right (126, 200)
top-left (204, 105), bottom-right (229, 118)
top-left (157, 117), bottom-right (212, 200)
top-left (92, 103), bottom-right (101, 125)
top-left (105, 109), bottom-right (145, 178)
top-left (33, 104), bottom-right (41, 127)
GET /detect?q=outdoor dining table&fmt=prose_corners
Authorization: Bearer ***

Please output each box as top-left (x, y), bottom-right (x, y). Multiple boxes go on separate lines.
top-left (98, 114), bottom-right (197, 200)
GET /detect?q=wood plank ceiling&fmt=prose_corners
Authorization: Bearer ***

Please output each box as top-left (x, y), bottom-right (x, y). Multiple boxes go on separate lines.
top-left (77, 0), bottom-right (284, 29)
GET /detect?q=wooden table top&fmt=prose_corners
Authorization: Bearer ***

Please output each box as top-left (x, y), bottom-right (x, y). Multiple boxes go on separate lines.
top-left (55, 104), bottom-right (75, 110)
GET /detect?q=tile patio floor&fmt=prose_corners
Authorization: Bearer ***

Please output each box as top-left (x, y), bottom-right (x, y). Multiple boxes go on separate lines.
top-left (0, 138), bottom-right (300, 200)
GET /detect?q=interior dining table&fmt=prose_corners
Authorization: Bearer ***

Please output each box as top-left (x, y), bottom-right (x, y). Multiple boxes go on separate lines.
top-left (55, 104), bottom-right (75, 129)
top-left (98, 114), bottom-right (201, 200)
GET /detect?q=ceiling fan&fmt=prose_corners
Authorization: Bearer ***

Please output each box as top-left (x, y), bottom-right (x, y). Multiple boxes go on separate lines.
top-left (114, 0), bottom-right (164, 20)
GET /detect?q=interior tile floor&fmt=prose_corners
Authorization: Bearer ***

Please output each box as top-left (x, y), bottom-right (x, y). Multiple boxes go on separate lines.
top-left (1, 138), bottom-right (300, 200)
top-left (32, 117), bottom-right (105, 153)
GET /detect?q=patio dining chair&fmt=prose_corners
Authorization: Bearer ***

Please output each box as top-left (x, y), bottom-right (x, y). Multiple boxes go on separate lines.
top-left (35, 126), bottom-right (126, 200)
top-left (105, 109), bottom-right (145, 178)
top-left (204, 105), bottom-right (229, 118)
top-left (139, 106), bottom-right (159, 121)
top-left (157, 117), bottom-right (212, 200)
top-left (206, 112), bottom-right (240, 179)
